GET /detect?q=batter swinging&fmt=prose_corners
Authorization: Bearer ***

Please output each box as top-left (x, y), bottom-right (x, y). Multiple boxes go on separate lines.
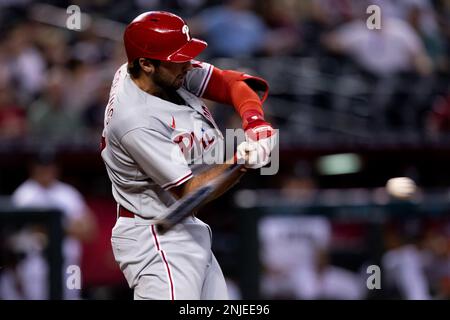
top-left (101, 11), bottom-right (276, 300)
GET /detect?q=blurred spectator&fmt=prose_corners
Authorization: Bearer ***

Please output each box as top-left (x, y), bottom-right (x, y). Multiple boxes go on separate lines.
top-left (0, 85), bottom-right (27, 139)
top-left (258, 0), bottom-right (303, 56)
top-left (0, 228), bottom-right (48, 300)
top-left (322, 15), bottom-right (433, 77)
top-left (81, 79), bottom-right (112, 139)
top-left (373, 0), bottom-right (447, 72)
top-left (28, 69), bottom-right (82, 141)
top-left (0, 152), bottom-right (97, 300)
top-left (372, 0), bottom-right (437, 31)
top-left (110, 41), bottom-right (128, 68)
top-left (381, 215), bottom-right (450, 300)
top-left (63, 58), bottom-right (104, 114)
top-left (426, 90), bottom-right (450, 138)
top-left (422, 221), bottom-right (450, 299)
top-left (161, 0), bottom-right (208, 16)
top-left (259, 214), bottom-right (366, 299)
top-left (0, 44), bottom-right (12, 88)
top-left (293, 0), bottom-right (366, 54)
top-left (404, 1), bottom-right (447, 71)
top-left (310, 0), bottom-right (364, 28)
top-left (33, 25), bottom-right (71, 68)
top-left (71, 28), bottom-right (107, 65)
top-left (259, 170), bottom-right (366, 300)
top-left (3, 22), bottom-right (46, 104)
top-left (382, 219), bottom-right (432, 300)
top-left (189, 0), bottom-right (269, 58)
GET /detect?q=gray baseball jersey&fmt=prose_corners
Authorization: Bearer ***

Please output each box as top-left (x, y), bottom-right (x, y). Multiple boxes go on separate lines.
top-left (101, 61), bottom-right (223, 221)
top-left (102, 61), bottom-right (229, 299)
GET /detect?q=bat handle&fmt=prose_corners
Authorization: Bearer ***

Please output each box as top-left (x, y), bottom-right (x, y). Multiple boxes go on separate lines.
top-left (156, 222), bottom-right (170, 234)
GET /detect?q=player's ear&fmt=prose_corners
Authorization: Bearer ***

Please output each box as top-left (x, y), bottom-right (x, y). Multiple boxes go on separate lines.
top-left (139, 58), bottom-right (155, 74)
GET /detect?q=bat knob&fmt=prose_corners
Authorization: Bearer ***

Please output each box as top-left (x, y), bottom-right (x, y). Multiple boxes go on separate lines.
top-left (156, 222), bottom-right (169, 235)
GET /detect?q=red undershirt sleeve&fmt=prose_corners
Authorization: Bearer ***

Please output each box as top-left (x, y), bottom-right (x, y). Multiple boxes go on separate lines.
top-left (202, 67), bottom-right (269, 122)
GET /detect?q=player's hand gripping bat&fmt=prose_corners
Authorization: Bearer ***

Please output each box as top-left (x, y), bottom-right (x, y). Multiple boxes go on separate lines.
top-left (156, 163), bottom-right (245, 234)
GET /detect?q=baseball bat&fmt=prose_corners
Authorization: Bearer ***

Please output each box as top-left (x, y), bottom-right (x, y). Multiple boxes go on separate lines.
top-left (156, 163), bottom-right (245, 234)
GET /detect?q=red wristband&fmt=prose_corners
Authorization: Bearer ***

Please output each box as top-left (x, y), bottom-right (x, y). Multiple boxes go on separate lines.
top-left (242, 110), bottom-right (265, 129)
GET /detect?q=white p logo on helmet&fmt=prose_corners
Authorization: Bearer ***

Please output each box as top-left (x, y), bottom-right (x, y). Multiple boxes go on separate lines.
top-left (182, 25), bottom-right (191, 41)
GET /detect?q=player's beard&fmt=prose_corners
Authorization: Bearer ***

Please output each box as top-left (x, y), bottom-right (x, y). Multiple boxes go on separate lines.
top-left (151, 69), bottom-right (184, 92)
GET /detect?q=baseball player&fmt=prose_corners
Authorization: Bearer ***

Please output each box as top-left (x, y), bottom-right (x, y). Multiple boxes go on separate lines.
top-left (101, 11), bottom-right (276, 300)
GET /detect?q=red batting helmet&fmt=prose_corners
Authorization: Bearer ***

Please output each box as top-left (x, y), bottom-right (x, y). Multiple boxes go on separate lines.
top-left (123, 11), bottom-right (207, 63)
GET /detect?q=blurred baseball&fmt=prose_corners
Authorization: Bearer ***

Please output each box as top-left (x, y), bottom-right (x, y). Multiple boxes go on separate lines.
top-left (386, 177), bottom-right (417, 199)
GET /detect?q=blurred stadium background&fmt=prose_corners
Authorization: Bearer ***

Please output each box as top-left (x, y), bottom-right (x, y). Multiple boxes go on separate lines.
top-left (0, 0), bottom-right (449, 300)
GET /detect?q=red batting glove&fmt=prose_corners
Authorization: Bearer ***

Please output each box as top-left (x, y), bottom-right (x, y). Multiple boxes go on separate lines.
top-left (240, 110), bottom-right (278, 170)
top-left (242, 110), bottom-right (276, 142)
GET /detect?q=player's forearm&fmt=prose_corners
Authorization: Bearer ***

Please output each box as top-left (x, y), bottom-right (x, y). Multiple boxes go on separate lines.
top-left (170, 160), bottom-right (246, 202)
top-left (202, 162), bottom-right (246, 203)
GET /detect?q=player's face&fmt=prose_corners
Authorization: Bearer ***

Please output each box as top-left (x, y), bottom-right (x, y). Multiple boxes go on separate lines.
top-left (152, 61), bottom-right (193, 90)
top-left (31, 164), bottom-right (59, 188)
